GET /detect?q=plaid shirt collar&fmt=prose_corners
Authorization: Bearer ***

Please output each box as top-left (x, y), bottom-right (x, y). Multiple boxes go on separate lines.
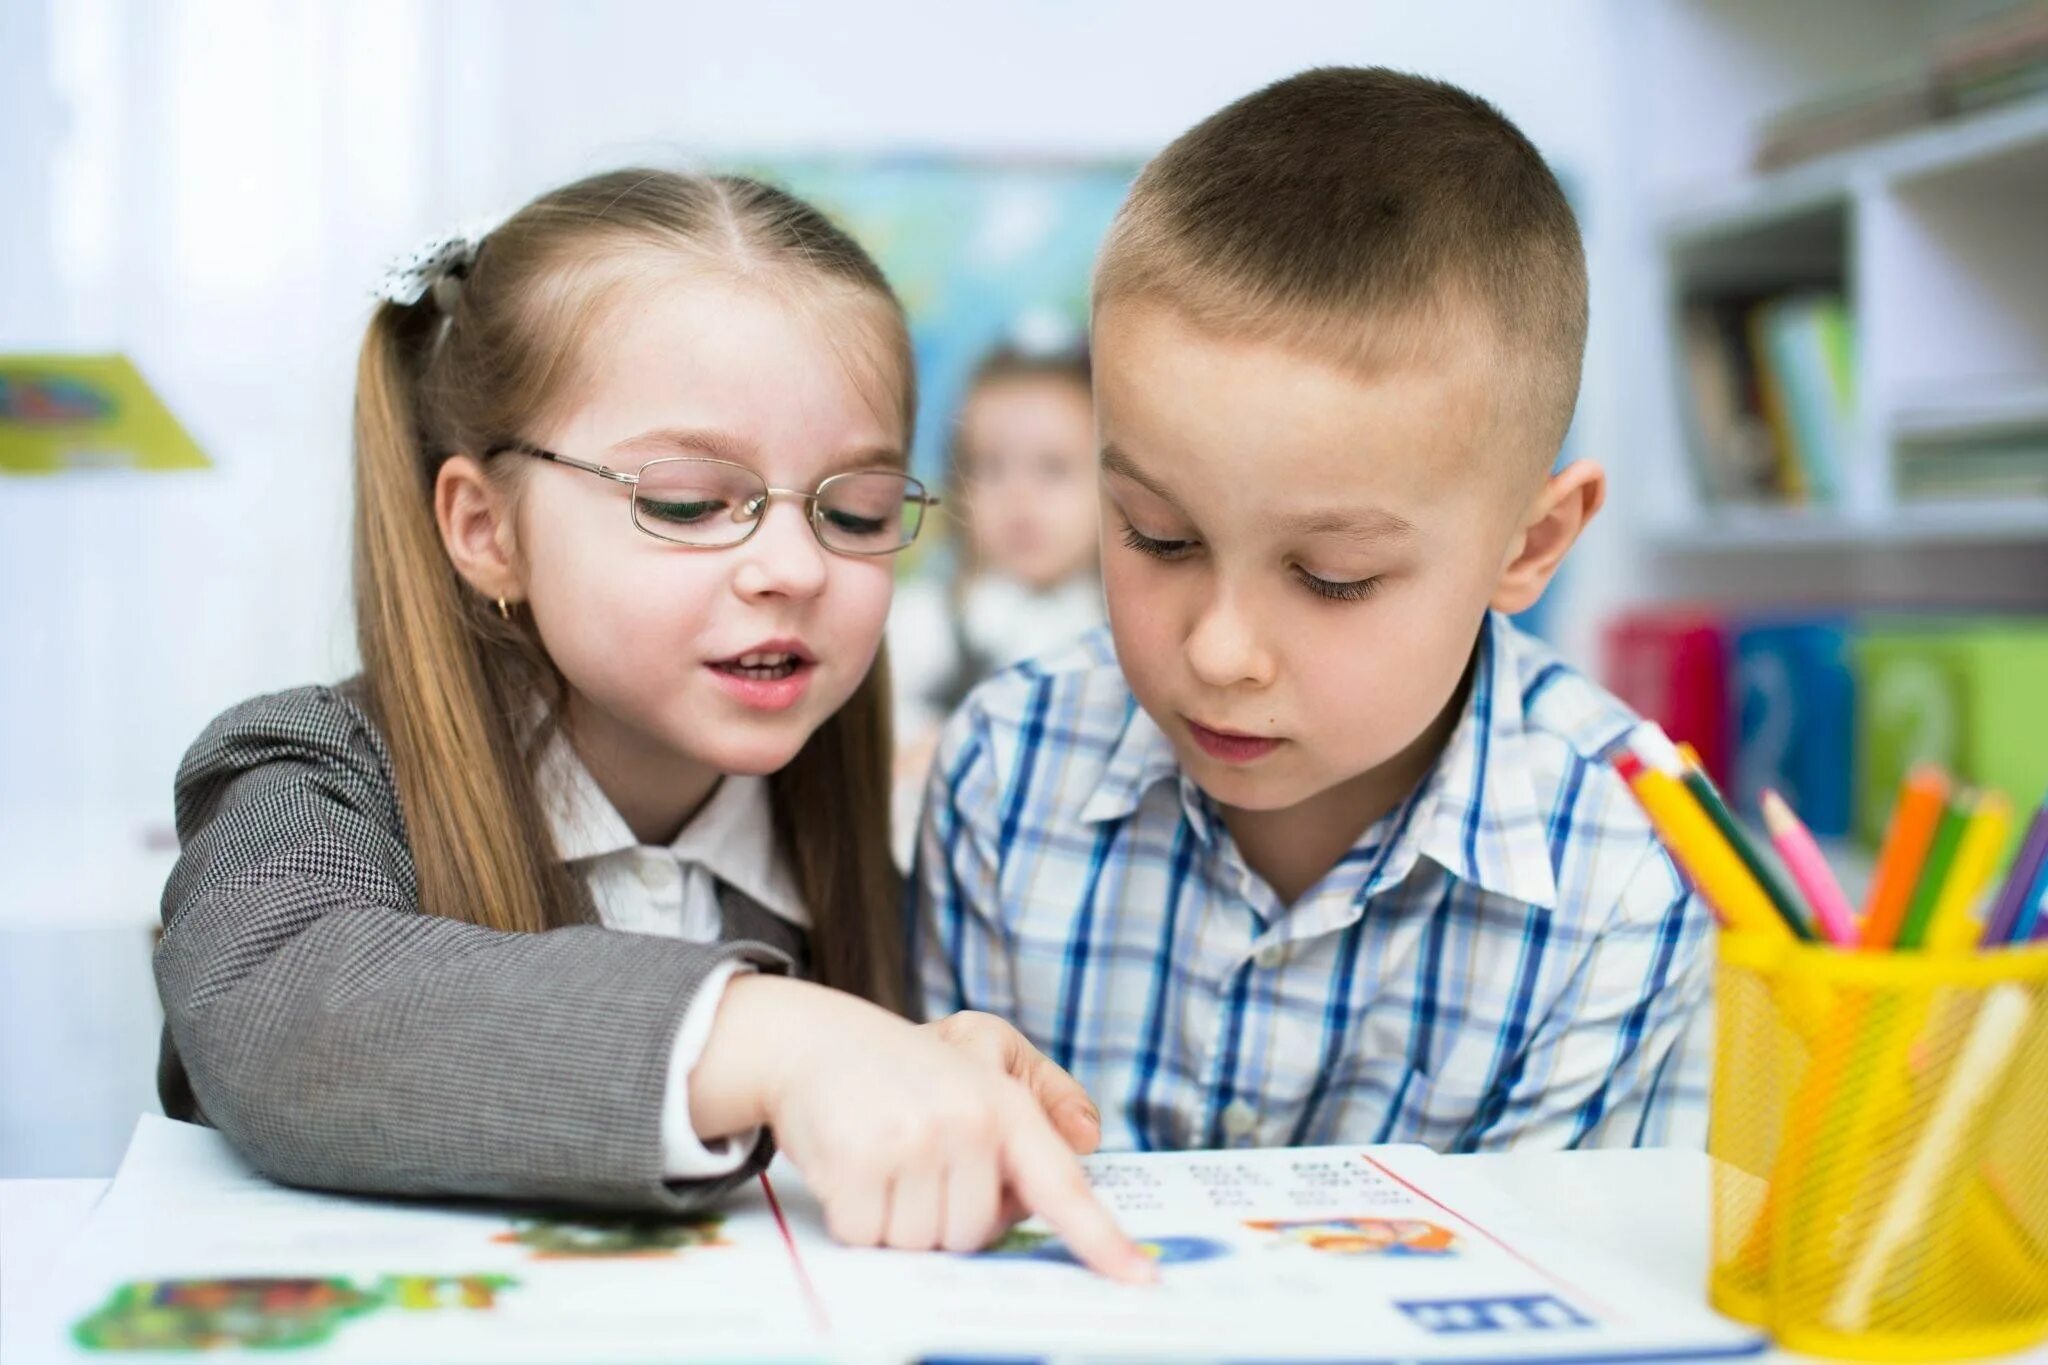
top-left (1077, 610), bottom-right (1565, 912)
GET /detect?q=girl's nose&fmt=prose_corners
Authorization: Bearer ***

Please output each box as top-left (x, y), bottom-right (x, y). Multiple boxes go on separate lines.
top-left (730, 495), bottom-right (828, 602)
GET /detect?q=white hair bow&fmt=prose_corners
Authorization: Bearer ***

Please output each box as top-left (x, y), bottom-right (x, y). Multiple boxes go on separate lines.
top-left (371, 217), bottom-right (504, 309)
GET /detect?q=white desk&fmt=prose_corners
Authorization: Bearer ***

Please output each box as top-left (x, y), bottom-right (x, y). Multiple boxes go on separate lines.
top-left (4, 1149), bottom-right (2043, 1363)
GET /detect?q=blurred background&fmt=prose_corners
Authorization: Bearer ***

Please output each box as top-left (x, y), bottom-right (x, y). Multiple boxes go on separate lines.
top-left (4, 0), bottom-right (2046, 1176)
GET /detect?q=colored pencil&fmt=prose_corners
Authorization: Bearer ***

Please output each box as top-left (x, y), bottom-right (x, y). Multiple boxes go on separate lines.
top-left (1896, 792), bottom-right (1971, 951)
top-left (1861, 766), bottom-right (1953, 950)
top-left (1614, 750), bottom-right (1791, 942)
top-left (1761, 790), bottom-right (1859, 947)
top-left (1673, 758), bottom-right (1815, 941)
top-left (1982, 797), bottom-right (2048, 947)
top-left (1924, 792), bottom-right (2013, 954)
top-left (2019, 855), bottom-right (2048, 942)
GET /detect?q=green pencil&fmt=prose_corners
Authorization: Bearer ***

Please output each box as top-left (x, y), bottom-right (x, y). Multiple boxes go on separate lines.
top-left (1675, 764), bottom-right (1817, 942)
top-left (1895, 793), bottom-right (1971, 951)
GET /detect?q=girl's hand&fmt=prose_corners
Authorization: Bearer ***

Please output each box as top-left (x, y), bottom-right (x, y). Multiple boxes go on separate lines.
top-left (920, 1010), bottom-right (1103, 1154)
top-left (690, 976), bottom-right (1156, 1283)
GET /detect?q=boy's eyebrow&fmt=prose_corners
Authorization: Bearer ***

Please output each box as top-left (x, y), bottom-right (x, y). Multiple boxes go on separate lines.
top-left (1104, 441), bottom-right (1413, 542)
top-left (1098, 442), bottom-right (1178, 502)
top-left (1282, 506), bottom-right (1416, 542)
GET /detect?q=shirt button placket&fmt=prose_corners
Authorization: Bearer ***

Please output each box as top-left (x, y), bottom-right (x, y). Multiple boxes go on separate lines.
top-left (1221, 1100), bottom-right (1259, 1143)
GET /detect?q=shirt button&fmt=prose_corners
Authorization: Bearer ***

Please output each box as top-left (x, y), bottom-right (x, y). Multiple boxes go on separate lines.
top-left (1221, 1100), bottom-right (1259, 1140)
top-left (638, 854), bottom-right (674, 890)
top-left (1254, 942), bottom-right (1288, 970)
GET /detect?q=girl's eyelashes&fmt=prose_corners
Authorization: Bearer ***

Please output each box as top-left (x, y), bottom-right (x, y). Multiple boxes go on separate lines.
top-left (1294, 568), bottom-right (1384, 603)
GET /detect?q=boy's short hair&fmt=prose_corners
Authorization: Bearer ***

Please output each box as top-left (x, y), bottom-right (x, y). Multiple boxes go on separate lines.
top-left (1095, 66), bottom-right (1587, 465)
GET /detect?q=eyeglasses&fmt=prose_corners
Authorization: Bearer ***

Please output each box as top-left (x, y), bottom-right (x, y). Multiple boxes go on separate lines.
top-left (490, 442), bottom-right (939, 556)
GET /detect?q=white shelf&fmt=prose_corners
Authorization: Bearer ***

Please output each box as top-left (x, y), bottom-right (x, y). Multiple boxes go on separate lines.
top-left (1892, 383), bottom-right (2048, 443)
top-left (1647, 499), bottom-right (2048, 554)
top-left (1659, 95), bottom-right (2048, 246)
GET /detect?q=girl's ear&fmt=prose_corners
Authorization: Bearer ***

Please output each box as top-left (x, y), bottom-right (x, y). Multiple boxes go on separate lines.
top-left (434, 455), bottom-right (525, 603)
top-left (1490, 458), bottom-right (1606, 615)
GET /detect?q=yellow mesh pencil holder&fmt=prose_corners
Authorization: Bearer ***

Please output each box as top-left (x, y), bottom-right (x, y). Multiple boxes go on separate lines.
top-left (1710, 933), bottom-right (2048, 1360)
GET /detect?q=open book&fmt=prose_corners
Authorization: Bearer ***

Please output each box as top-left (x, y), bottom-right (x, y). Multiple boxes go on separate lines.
top-left (31, 1117), bottom-right (1762, 1362)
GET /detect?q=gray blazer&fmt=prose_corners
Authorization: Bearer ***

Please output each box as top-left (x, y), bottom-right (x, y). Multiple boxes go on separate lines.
top-left (156, 682), bottom-right (804, 1213)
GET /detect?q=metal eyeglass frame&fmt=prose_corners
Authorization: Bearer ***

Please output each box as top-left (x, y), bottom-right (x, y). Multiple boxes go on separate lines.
top-left (489, 440), bottom-right (940, 557)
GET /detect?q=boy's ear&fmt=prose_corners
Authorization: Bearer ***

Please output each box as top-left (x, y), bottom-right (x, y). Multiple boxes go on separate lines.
top-left (1491, 459), bottom-right (1606, 616)
top-left (434, 454), bottom-right (524, 604)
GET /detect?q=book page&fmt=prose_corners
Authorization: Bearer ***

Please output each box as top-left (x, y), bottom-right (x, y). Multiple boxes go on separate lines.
top-left (778, 1143), bottom-right (1763, 1362)
top-left (30, 1117), bottom-right (823, 1361)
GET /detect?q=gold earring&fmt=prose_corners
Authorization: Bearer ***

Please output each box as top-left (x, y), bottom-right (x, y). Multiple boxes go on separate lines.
top-left (496, 597), bottom-right (512, 620)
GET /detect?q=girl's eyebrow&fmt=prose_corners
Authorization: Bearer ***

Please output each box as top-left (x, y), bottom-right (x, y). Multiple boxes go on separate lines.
top-left (611, 426), bottom-right (904, 472)
top-left (611, 426), bottom-right (757, 463)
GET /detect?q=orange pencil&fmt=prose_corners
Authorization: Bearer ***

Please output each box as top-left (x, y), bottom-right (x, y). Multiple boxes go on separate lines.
top-left (1861, 765), bottom-right (1954, 950)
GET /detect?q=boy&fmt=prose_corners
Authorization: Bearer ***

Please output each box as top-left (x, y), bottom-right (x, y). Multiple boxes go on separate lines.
top-left (913, 67), bottom-right (1711, 1154)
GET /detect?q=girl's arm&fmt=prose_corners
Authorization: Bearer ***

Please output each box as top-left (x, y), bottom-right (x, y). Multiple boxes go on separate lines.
top-left (157, 684), bottom-right (784, 1213)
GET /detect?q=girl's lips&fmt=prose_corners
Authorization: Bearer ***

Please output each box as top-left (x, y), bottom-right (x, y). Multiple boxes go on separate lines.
top-left (1185, 719), bottom-right (1282, 764)
top-left (706, 658), bottom-right (816, 712)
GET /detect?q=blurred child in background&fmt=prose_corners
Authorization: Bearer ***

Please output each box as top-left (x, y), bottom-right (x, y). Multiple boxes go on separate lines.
top-left (889, 335), bottom-right (1105, 859)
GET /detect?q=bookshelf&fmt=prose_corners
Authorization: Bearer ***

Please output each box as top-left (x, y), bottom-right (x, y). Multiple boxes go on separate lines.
top-left (1613, 0), bottom-right (2048, 589)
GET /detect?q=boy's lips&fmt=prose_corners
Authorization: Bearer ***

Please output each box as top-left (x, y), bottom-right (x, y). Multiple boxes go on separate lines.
top-left (1185, 718), bottom-right (1282, 764)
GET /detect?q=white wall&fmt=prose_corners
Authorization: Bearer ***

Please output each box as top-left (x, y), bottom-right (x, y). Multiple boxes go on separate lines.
top-left (0, 0), bottom-right (1634, 855)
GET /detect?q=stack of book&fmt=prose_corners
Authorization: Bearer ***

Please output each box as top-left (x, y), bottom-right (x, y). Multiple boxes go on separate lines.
top-left (1679, 292), bottom-right (1854, 508)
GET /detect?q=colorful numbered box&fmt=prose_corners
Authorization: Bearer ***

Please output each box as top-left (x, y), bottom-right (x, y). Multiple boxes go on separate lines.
top-left (1603, 608), bottom-right (1732, 789)
top-left (1854, 620), bottom-right (2048, 853)
top-left (1733, 618), bottom-right (1856, 839)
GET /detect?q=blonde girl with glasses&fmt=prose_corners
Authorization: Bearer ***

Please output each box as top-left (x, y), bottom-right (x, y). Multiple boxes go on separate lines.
top-left (154, 169), bottom-right (1149, 1281)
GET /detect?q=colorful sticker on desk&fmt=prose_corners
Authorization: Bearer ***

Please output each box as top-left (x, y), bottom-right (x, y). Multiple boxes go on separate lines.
top-left (1246, 1216), bottom-right (1459, 1256)
top-left (976, 1227), bottom-right (1230, 1267)
top-left (71, 1274), bottom-right (512, 1352)
top-left (494, 1210), bottom-right (729, 1259)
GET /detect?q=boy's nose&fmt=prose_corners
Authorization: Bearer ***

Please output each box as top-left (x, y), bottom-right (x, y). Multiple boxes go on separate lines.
top-left (730, 498), bottom-right (828, 601)
top-left (1185, 590), bottom-right (1275, 690)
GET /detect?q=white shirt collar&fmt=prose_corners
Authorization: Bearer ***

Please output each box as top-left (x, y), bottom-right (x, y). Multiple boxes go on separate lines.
top-left (536, 731), bottom-right (810, 928)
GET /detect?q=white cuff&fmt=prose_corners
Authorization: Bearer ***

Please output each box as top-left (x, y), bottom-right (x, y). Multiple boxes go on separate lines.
top-left (660, 959), bottom-right (762, 1179)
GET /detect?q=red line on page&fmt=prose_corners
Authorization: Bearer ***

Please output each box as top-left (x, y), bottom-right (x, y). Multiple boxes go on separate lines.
top-left (759, 1172), bottom-right (831, 1334)
top-left (1358, 1152), bottom-right (1618, 1322)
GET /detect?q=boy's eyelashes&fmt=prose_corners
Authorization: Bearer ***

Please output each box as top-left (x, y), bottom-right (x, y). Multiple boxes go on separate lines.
top-left (1118, 521), bottom-right (1197, 560)
top-left (1294, 568), bottom-right (1384, 603)
top-left (1116, 518), bottom-right (1384, 604)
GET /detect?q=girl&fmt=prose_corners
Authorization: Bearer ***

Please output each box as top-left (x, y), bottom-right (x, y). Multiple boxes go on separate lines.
top-left (155, 169), bottom-right (1148, 1281)
top-left (889, 340), bottom-right (1104, 859)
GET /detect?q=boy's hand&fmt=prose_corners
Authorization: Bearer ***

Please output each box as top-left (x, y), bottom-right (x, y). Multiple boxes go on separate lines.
top-left (922, 1010), bottom-right (1104, 1154)
top-left (691, 977), bottom-right (1154, 1283)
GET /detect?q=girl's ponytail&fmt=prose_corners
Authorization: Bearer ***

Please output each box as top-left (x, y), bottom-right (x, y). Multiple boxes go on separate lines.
top-left (351, 301), bottom-right (577, 934)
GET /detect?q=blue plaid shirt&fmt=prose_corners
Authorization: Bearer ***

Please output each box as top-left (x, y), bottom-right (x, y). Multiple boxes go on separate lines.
top-left (912, 610), bottom-right (1713, 1154)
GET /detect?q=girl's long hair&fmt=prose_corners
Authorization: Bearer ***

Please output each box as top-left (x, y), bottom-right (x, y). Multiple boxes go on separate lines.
top-left (353, 169), bottom-right (912, 1009)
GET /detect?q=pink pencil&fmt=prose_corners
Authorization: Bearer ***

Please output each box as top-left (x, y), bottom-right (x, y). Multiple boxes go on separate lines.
top-left (1761, 789), bottom-right (1859, 947)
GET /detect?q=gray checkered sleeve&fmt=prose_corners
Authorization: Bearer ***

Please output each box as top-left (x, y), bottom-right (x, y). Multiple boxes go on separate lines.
top-left (155, 684), bottom-right (788, 1212)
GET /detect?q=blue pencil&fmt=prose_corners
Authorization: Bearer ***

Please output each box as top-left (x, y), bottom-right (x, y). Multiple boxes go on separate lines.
top-left (2021, 853), bottom-right (2048, 942)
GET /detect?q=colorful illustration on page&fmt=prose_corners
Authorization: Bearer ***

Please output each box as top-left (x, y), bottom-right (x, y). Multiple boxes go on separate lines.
top-left (975, 1226), bottom-right (1231, 1267)
top-left (1245, 1216), bottom-right (1460, 1256)
top-left (494, 1210), bottom-right (730, 1259)
top-left (72, 1274), bottom-right (513, 1352)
